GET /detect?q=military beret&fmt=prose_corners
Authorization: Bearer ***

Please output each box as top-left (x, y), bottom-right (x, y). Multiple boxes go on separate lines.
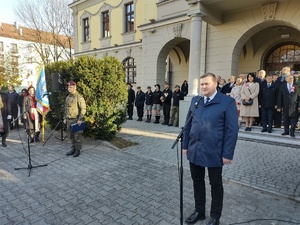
top-left (67, 81), bottom-right (76, 86)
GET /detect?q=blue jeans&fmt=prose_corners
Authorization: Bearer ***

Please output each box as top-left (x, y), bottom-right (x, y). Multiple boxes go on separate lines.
top-left (261, 108), bottom-right (274, 130)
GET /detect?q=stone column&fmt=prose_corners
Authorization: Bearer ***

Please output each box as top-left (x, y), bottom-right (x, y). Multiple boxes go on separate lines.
top-left (179, 12), bottom-right (203, 127)
top-left (187, 13), bottom-right (203, 96)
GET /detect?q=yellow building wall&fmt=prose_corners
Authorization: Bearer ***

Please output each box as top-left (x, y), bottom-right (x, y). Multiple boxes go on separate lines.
top-left (76, 0), bottom-right (157, 52)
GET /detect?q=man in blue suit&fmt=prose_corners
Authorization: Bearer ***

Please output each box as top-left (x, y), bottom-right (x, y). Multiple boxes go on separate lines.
top-left (183, 73), bottom-right (239, 225)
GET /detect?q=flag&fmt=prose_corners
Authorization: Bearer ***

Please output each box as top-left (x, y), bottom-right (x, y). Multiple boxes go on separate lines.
top-left (36, 66), bottom-right (50, 116)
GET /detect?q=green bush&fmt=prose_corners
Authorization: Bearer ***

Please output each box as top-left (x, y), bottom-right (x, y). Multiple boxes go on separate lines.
top-left (45, 56), bottom-right (127, 140)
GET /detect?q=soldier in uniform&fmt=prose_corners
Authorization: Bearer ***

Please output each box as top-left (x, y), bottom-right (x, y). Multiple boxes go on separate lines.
top-left (64, 81), bottom-right (86, 157)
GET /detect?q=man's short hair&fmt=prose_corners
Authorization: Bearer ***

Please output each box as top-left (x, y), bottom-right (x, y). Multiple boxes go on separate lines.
top-left (200, 73), bottom-right (217, 82)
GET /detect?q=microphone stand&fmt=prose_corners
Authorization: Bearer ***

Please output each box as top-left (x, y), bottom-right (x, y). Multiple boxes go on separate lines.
top-left (14, 104), bottom-right (47, 177)
top-left (171, 95), bottom-right (202, 225)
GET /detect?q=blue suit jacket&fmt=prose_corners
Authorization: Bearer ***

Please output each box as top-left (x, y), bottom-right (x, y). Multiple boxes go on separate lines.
top-left (183, 92), bottom-right (239, 167)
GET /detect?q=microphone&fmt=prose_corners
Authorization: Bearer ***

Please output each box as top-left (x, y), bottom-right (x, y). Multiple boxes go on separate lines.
top-left (42, 92), bottom-right (52, 97)
top-left (194, 95), bottom-right (203, 108)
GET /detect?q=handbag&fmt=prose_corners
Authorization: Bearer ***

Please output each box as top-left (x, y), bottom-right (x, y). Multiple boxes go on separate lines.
top-left (242, 84), bottom-right (253, 106)
top-left (242, 99), bottom-right (253, 105)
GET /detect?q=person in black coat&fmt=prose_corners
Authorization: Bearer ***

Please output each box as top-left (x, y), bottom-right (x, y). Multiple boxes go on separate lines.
top-left (17, 88), bottom-right (29, 128)
top-left (152, 84), bottom-right (162, 124)
top-left (169, 85), bottom-right (184, 127)
top-left (274, 67), bottom-right (290, 127)
top-left (135, 86), bottom-right (145, 121)
top-left (0, 92), bottom-right (11, 147)
top-left (127, 83), bottom-right (135, 120)
top-left (145, 86), bottom-right (153, 123)
top-left (277, 75), bottom-right (299, 137)
top-left (258, 74), bottom-right (277, 133)
top-left (7, 85), bottom-right (19, 129)
top-left (181, 80), bottom-right (188, 96)
top-left (160, 83), bottom-right (172, 125)
top-left (221, 76), bottom-right (235, 95)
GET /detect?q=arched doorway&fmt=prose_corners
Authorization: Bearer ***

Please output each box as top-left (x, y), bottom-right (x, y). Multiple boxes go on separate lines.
top-left (264, 43), bottom-right (300, 74)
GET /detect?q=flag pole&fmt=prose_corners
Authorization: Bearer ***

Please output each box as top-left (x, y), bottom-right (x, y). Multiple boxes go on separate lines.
top-left (42, 115), bottom-right (45, 143)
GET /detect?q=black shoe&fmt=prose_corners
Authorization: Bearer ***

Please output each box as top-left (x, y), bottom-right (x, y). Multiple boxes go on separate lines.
top-left (267, 130), bottom-right (272, 133)
top-left (281, 132), bottom-right (289, 135)
top-left (2, 143), bottom-right (7, 147)
top-left (168, 124), bottom-right (173, 126)
top-left (207, 218), bottom-right (220, 225)
top-left (185, 212), bottom-right (206, 224)
top-left (175, 124), bottom-right (179, 127)
top-left (73, 151), bottom-right (80, 157)
top-left (127, 117), bottom-right (133, 120)
top-left (244, 127), bottom-right (249, 131)
top-left (30, 138), bottom-right (34, 143)
top-left (261, 128), bottom-right (267, 132)
top-left (248, 127), bottom-right (252, 131)
top-left (66, 149), bottom-right (75, 156)
top-left (290, 134), bottom-right (295, 137)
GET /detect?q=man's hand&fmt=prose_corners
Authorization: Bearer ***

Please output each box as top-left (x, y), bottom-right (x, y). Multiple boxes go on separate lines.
top-left (7, 115), bottom-right (12, 120)
top-left (77, 120), bottom-right (82, 126)
top-left (183, 149), bottom-right (188, 155)
top-left (63, 119), bottom-right (66, 124)
top-left (277, 108), bottom-right (281, 112)
top-left (223, 158), bottom-right (232, 165)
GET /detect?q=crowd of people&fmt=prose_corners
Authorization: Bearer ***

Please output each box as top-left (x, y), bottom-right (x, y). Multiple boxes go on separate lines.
top-left (1, 82), bottom-right (86, 158)
top-left (127, 80), bottom-right (188, 127)
top-left (127, 66), bottom-right (300, 137)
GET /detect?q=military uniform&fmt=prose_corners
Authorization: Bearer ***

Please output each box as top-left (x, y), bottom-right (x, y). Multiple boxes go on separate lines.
top-left (65, 91), bottom-right (86, 157)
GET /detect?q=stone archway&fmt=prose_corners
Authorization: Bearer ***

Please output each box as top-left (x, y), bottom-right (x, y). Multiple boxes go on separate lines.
top-left (156, 38), bottom-right (190, 88)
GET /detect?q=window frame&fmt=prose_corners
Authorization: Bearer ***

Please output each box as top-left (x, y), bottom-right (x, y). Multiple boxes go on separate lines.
top-left (83, 17), bottom-right (90, 42)
top-left (11, 43), bottom-right (18, 53)
top-left (102, 11), bottom-right (110, 38)
top-left (123, 57), bottom-right (136, 83)
top-left (125, 2), bottom-right (135, 33)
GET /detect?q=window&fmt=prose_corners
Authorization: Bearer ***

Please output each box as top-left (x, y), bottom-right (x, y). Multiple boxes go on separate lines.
top-left (102, 11), bottom-right (110, 38)
top-left (0, 42), bottom-right (3, 51)
top-left (11, 56), bottom-right (18, 67)
top-left (125, 2), bottom-right (134, 32)
top-left (83, 18), bottom-right (90, 42)
top-left (11, 43), bottom-right (18, 53)
top-left (123, 57), bottom-right (136, 83)
top-left (0, 54), bottom-right (4, 65)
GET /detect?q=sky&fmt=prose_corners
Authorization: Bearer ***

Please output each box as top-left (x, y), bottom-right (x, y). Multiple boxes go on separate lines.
top-left (0, 0), bottom-right (19, 24)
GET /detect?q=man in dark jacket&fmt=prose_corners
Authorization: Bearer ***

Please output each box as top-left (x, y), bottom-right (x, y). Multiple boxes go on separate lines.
top-left (277, 74), bottom-right (299, 137)
top-left (7, 85), bottom-right (19, 129)
top-left (135, 86), bottom-right (145, 121)
top-left (169, 85), bottom-right (184, 127)
top-left (259, 74), bottom-right (277, 133)
top-left (183, 73), bottom-right (238, 225)
top-left (145, 86), bottom-right (153, 123)
top-left (221, 76), bottom-right (235, 95)
top-left (160, 83), bottom-right (172, 125)
top-left (0, 91), bottom-right (12, 147)
top-left (127, 83), bottom-right (135, 120)
top-left (152, 84), bottom-right (162, 124)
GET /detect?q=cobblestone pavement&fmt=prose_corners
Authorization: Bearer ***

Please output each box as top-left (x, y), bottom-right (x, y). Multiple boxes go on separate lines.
top-left (0, 123), bottom-right (299, 225)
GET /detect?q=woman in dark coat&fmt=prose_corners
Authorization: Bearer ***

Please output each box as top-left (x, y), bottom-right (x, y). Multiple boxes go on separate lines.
top-left (0, 92), bottom-right (11, 147)
top-left (181, 80), bottom-right (188, 96)
top-left (23, 86), bottom-right (41, 143)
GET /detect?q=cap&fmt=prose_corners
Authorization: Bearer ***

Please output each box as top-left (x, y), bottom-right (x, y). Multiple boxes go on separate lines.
top-left (174, 85), bottom-right (180, 88)
top-left (67, 81), bottom-right (76, 87)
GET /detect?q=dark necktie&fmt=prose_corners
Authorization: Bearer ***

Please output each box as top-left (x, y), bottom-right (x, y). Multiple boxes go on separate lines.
top-left (205, 97), bottom-right (210, 105)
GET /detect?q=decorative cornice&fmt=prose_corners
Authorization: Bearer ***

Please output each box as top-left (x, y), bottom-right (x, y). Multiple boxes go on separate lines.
top-left (261, 2), bottom-right (277, 21)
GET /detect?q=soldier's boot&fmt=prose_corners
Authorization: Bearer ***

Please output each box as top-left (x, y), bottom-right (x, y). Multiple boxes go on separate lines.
top-left (35, 132), bottom-right (40, 142)
top-left (66, 147), bottom-right (75, 156)
top-left (2, 135), bottom-right (7, 147)
top-left (153, 116), bottom-right (158, 124)
top-left (145, 115), bottom-right (150, 123)
top-left (149, 115), bottom-right (152, 123)
top-left (73, 149), bottom-right (80, 157)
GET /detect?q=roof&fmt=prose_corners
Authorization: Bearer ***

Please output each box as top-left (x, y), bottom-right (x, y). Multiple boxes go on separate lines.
top-left (0, 22), bottom-right (73, 48)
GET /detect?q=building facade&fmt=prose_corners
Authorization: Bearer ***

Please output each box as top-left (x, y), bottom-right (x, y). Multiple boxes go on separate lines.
top-left (70, 0), bottom-right (300, 123)
top-left (0, 22), bottom-right (73, 89)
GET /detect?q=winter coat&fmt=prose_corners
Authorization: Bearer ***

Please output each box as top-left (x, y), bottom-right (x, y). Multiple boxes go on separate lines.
top-left (240, 82), bottom-right (260, 117)
top-left (145, 91), bottom-right (153, 105)
top-left (0, 92), bottom-right (11, 134)
top-left (258, 81), bottom-right (277, 109)
top-left (135, 91), bottom-right (145, 108)
top-left (277, 83), bottom-right (299, 117)
top-left (183, 92), bottom-right (239, 167)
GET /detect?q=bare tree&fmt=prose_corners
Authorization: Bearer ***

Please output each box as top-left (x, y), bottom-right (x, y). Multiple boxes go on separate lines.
top-left (14, 0), bottom-right (73, 65)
